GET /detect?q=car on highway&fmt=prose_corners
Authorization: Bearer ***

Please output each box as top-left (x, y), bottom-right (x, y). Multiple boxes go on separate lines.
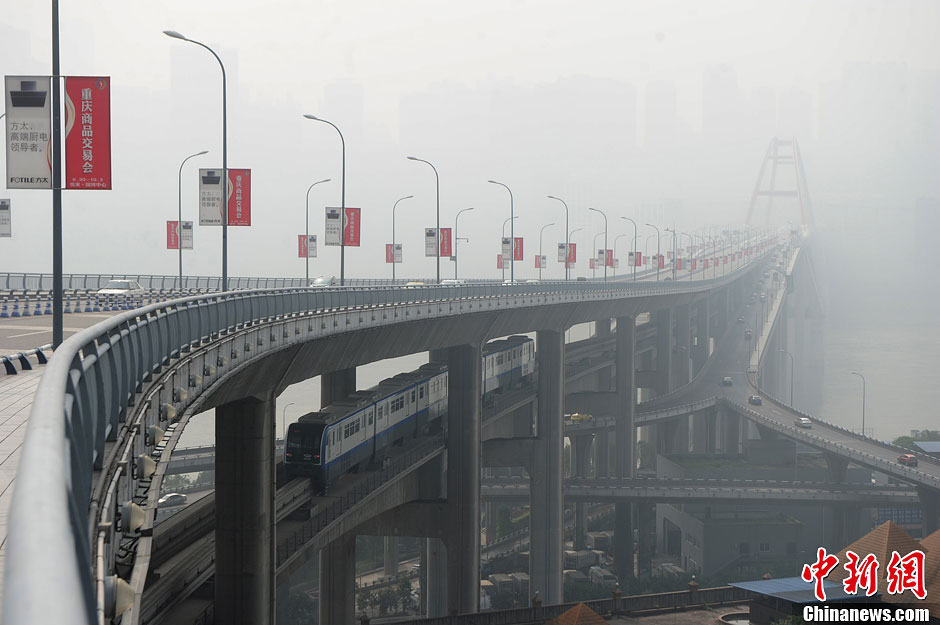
top-left (737, 316), bottom-right (745, 323)
top-left (404, 281), bottom-right (426, 286)
top-left (720, 376), bottom-right (733, 387)
top-left (309, 276), bottom-right (336, 287)
top-left (748, 395), bottom-right (762, 406)
top-left (158, 493), bottom-right (188, 507)
top-left (97, 279), bottom-right (145, 295)
top-left (898, 453), bottom-right (918, 467)
top-left (794, 417), bottom-right (812, 428)
top-left (440, 279), bottom-right (466, 285)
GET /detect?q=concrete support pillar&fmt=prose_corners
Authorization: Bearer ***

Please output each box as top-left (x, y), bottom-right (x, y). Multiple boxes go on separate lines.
top-left (637, 501), bottom-right (654, 576)
top-left (321, 367), bottom-right (357, 406)
top-left (673, 416), bottom-right (690, 454)
top-left (825, 454), bottom-right (848, 484)
top-left (383, 536), bottom-right (399, 578)
top-left (445, 343), bottom-right (482, 615)
top-left (429, 348), bottom-right (448, 363)
top-left (427, 538), bottom-right (447, 617)
top-left (614, 316), bottom-right (636, 582)
top-left (918, 487), bottom-right (940, 536)
top-left (319, 533), bottom-right (356, 625)
top-left (572, 434), bottom-right (592, 550)
top-left (723, 411), bottom-right (741, 454)
top-left (595, 318), bottom-right (612, 338)
top-left (693, 299), bottom-right (710, 376)
top-left (691, 411), bottom-right (708, 454)
top-left (706, 408), bottom-right (718, 453)
top-left (595, 429), bottom-right (610, 478)
top-left (530, 330), bottom-right (564, 605)
top-left (675, 304), bottom-right (691, 388)
top-left (215, 394), bottom-right (275, 625)
top-left (654, 308), bottom-right (673, 396)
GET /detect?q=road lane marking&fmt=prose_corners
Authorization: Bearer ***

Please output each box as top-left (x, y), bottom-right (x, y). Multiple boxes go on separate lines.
top-left (7, 330), bottom-right (50, 338)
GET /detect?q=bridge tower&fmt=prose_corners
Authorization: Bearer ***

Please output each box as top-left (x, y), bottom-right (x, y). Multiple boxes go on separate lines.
top-left (745, 137), bottom-right (815, 231)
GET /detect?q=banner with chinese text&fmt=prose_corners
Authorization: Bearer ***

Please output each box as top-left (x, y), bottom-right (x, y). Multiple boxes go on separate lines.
top-left (64, 76), bottom-right (111, 189)
top-left (199, 169), bottom-right (224, 225)
top-left (4, 76), bottom-right (52, 189)
top-left (513, 237), bottom-right (523, 261)
top-left (385, 243), bottom-right (402, 263)
top-left (226, 169), bottom-right (251, 226)
top-left (167, 221), bottom-right (180, 249)
top-left (299, 234), bottom-right (317, 258)
top-left (425, 228), bottom-right (439, 256)
top-left (325, 208), bottom-right (341, 244)
top-left (343, 208), bottom-right (360, 246)
top-left (0, 199), bottom-right (10, 237)
top-left (439, 227), bottom-right (452, 258)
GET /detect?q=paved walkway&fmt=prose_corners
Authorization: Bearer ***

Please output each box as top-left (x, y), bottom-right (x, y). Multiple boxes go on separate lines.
top-left (0, 367), bottom-right (46, 611)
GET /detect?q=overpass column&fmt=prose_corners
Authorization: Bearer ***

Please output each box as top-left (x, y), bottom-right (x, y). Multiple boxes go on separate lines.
top-left (384, 536), bottom-right (399, 577)
top-left (572, 434), bottom-right (593, 550)
top-left (918, 487), bottom-right (940, 536)
top-left (693, 299), bottom-right (710, 376)
top-left (427, 538), bottom-right (447, 616)
top-left (614, 315), bottom-right (636, 582)
top-left (321, 367), bottom-right (356, 405)
top-left (654, 308), bottom-right (673, 396)
top-left (215, 393), bottom-right (275, 625)
top-left (595, 319), bottom-right (613, 390)
top-left (530, 330), bottom-right (565, 604)
top-left (691, 409), bottom-right (708, 453)
top-left (595, 429), bottom-right (609, 477)
top-left (824, 454), bottom-right (850, 548)
top-left (674, 304), bottom-right (691, 388)
top-left (319, 533), bottom-right (356, 625)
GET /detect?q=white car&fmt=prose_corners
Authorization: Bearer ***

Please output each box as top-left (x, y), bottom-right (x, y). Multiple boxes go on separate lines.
top-left (158, 493), bottom-right (188, 507)
top-left (97, 280), bottom-right (145, 295)
top-left (440, 279), bottom-right (466, 285)
top-left (309, 276), bottom-right (336, 288)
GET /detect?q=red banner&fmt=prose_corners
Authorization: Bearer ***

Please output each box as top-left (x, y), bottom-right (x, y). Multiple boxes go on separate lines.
top-left (344, 207), bottom-right (361, 246)
top-left (64, 76), bottom-right (111, 189)
top-left (227, 169), bottom-right (251, 226)
top-left (439, 227), bottom-right (452, 257)
top-left (606, 249), bottom-right (614, 268)
top-left (298, 235), bottom-right (307, 258)
top-left (705, 259), bottom-right (710, 269)
top-left (513, 237), bottom-right (523, 261)
top-left (724, 255), bottom-right (728, 265)
top-left (635, 251), bottom-right (642, 267)
top-left (167, 221), bottom-right (179, 250)
top-left (535, 255), bottom-right (541, 269)
top-left (567, 243), bottom-right (577, 266)
top-left (589, 258), bottom-right (595, 269)
top-left (692, 259), bottom-right (697, 271)
top-left (497, 254), bottom-right (503, 269)
top-left (386, 244), bottom-right (395, 263)
top-left (676, 258), bottom-right (683, 270)
top-left (658, 255), bottom-right (665, 269)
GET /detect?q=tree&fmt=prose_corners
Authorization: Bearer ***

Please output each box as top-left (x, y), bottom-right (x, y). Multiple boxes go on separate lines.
top-left (396, 575), bottom-right (413, 613)
top-left (357, 588), bottom-right (373, 614)
top-left (377, 588), bottom-right (397, 616)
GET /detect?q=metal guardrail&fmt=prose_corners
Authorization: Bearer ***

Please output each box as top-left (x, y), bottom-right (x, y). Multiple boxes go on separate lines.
top-left (1, 344), bottom-right (51, 374)
top-left (3, 250), bottom-right (774, 625)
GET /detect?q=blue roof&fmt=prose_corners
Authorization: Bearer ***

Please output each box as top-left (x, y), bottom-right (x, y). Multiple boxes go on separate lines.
top-left (730, 577), bottom-right (876, 604)
top-left (913, 442), bottom-right (940, 454)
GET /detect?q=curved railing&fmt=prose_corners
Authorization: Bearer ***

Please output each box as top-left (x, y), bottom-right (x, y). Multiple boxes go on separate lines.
top-left (3, 253), bottom-right (774, 625)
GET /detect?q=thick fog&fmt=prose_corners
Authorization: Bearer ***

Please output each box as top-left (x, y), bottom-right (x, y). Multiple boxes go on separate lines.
top-left (1, 1), bottom-right (938, 436)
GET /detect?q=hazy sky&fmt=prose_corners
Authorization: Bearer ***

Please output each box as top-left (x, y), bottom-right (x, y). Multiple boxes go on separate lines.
top-left (2, 0), bottom-right (938, 280)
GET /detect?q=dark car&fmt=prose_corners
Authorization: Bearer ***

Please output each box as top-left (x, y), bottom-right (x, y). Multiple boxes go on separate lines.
top-left (748, 395), bottom-right (762, 406)
top-left (898, 454), bottom-right (918, 467)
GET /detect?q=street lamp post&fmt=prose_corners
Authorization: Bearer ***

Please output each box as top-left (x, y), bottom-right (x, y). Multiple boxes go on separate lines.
top-left (407, 157), bottom-right (441, 283)
top-left (538, 222), bottom-right (556, 280)
top-left (851, 371), bottom-right (867, 437)
top-left (164, 30), bottom-right (229, 290)
top-left (592, 232), bottom-right (603, 279)
top-left (304, 115), bottom-right (347, 285)
top-left (587, 207), bottom-right (608, 282)
top-left (547, 195), bottom-right (570, 280)
top-left (454, 207), bottom-right (475, 279)
top-left (780, 349), bottom-right (794, 406)
top-left (646, 224), bottom-right (661, 281)
top-left (305, 178), bottom-right (331, 283)
top-left (177, 150), bottom-right (208, 288)
top-left (489, 180), bottom-right (514, 282)
top-left (569, 228), bottom-right (584, 278)
top-left (281, 402), bottom-right (295, 442)
top-left (501, 216), bottom-right (518, 280)
top-left (680, 232), bottom-right (693, 280)
top-left (621, 217), bottom-right (637, 282)
top-left (665, 227), bottom-right (678, 280)
top-left (391, 195), bottom-right (414, 282)
top-left (613, 234), bottom-right (627, 278)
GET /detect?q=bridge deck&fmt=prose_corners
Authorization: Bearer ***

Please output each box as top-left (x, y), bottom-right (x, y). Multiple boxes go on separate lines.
top-left (0, 367), bottom-right (45, 610)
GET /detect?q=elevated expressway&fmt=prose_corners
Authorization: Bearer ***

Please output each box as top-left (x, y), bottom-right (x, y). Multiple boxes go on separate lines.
top-left (3, 238), bottom-right (845, 625)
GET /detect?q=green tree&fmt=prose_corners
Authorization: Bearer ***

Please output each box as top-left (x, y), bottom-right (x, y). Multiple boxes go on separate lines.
top-left (396, 575), bottom-right (413, 613)
top-left (357, 588), bottom-right (373, 614)
top-left (377, 588), bottom-right (397, 615)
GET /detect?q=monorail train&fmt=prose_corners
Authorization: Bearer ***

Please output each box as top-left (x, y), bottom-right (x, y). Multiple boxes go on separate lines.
top-left (285, 335), bottom-right (535, 490)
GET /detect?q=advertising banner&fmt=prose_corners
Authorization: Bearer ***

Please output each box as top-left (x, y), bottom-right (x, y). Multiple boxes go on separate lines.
top-left (596, 249), bottom-right (605, 266)
top-left (343, 207), bottom-right (360, 246)
top-left (535, 254), bottom-right (548, 269)
top-left (692, 259), bottom-right (697, 271)
top-left (676, 258), bottom-right (683, 270)
top-left (705, 259), bottom-right (709, 270)
top-left (167, 220), bottom-right (179, 249)
top-left (724, 255), bottom-right (728, 265)
top-left (325, 208), bottom-right (341, 244)
top-left (425, 228), bottom-right (439, 256)
top-left (558, 243), bottom-right (567, 263)
top-left (567, 242), bottom-right (576, 266)
top-left (614, 258), bottom-right (619, 269)
top-left (497, 254), bottom-right (503, 269)
top-left (64, 76), bottom-right (111, 189)
top-left (5, 76), bottom-right (52, 189)
top-left (501, 237), bottom-right (512, 265)
top-left (227, 169), bottom-right (251, 226)
top-left (628, 252), bottom-right (634, 267)
top-left (606, 249), bottom-right (614, 268)
top-left (385, 243), bottom-right (402, 263)
top-left (0, 199), bottom-right (10, 237)
top-left (513, 237), bottom-right (523, 261)
top-left (199, 169), bottom-right (224, 225)
top-left (180, 221), bottom-right (193, 249)
top-left (658, 254), bottom-right (665, 269)
top-left (635, 251), bottom-right (642, 267)
top-left (299, 234), bottom-right (317, 258)
top-left (439, 227), bottom-right (452, 258)
top-left (589, 258), bottom-right (595, 269)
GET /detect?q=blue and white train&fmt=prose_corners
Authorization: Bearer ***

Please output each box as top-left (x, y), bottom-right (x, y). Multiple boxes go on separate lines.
top-left (285, 335), bottom-right (535, 491)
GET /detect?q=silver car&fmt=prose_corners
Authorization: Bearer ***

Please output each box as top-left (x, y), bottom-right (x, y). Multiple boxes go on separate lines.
top-left (97, 279), bottom-right (145, 295)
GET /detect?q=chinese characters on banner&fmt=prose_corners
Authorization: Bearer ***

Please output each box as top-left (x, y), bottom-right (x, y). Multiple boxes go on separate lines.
top-left (0, 199), bottom-right (10, 237)
top-left (325, 208), bottom-right (342, 245)
top-left (496, 254), bottom-right (503, 269)
top-left (513, 237), bottom-right (523, 261)
top-left (628, 251), bottom-right (634, 267)
top-left (501, 237), bottom-right (512, 265)
top-left (343, 208), bottom-right (360, 246)
top-left (558, 243), bottom-right (567, 263)
top-left (199, 169), bottom-right (224, 225)
top-left (298, 234), bottom-right (317, 258)
top-left (227, 169), bottom-right (251, 226)
top-left (64, 76), bottom-right (111, 189)
top-left (658, 254), bottom-right (665, 269)
top-left (4, 76), bottom-right (52, 189)
top-left (802, 547), bottom-right (926, 602)
top-left (425, 228), bottom-right (439, 257)
top-left (439, 228), bottom-right (452, 258)
top-left (385, 243), bottom-right (402, 264)
top-left (180, 221), bottom-right (193, 249)
top-left (535, 254), bottom-right (548, 269)
top-left (567, 243), bottom-right (577, 267)
top-left (167, 221), bottom-right (180, 249)
top-left (606, 249), bottom-right (613, 267)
